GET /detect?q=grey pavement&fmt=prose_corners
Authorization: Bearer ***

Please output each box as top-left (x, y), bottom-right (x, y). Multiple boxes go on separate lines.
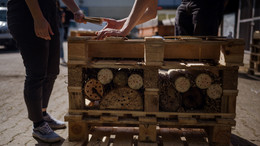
top-left (0, 42), bottom-right (259, 145)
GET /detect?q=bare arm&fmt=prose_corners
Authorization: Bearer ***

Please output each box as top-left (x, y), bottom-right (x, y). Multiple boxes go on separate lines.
top-left (97, 0), bottom-right (157, 39)
top-left (25, 0), bottom-right (54, 40)
top-left (62, 0), bottom-right (85, 23)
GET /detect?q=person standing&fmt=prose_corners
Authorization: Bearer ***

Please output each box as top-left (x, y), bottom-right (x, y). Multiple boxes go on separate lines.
top-left (7, 0), bottom-right (85, 143)
top-left (174, 0), bottom-right (225, 36)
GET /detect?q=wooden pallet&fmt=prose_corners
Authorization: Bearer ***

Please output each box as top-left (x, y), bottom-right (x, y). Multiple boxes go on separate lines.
top-left (65, 35), bottom-right (244, 146)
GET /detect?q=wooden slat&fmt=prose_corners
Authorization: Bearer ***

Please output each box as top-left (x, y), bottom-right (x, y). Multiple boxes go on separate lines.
top-left (113, 133), bottom-right (133, 146)
top-left (88, 42), bottom-right (144, 58)
top-left (69, 110), bottom-right (236, 119)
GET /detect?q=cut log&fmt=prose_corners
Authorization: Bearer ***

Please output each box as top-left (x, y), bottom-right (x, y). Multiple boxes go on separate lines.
top-left (113, 71), bottom-right (128, 87)
top-left (168, 70), bottom-right (191, 93)
top-left (182, 87), bottom-right (204, 110)
top-left (128, 74), bottom-right (143, 90)
top-left (207, 84), bottom-right (223, 99)
top-left (100, 87), bottom-right (143, 110)
top-left (84, 79), bottom-right (103, 101)
top-left (160, 85), bottom-right (181, 112)
top-left (97, 68), bottom-right (113, 85)
top-left (195, 73), bottom-right (212, 89)
top-left (174, 76), bottom-right (191, 93)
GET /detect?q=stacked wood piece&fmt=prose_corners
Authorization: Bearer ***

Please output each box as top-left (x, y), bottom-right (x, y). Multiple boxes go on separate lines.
top-left (249, 31), bottom-right (260, 75)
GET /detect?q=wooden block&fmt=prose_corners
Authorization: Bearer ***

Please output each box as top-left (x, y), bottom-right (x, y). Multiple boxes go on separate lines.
top-left (68, 90), bottom-right (84, 110)
top-left (207, 126), bottom-right (231, 146)
top-left (139, 124), bottom-right (157, 142)
top-left (68, 121), bottom-right (88, 141)
top-left (64, 113), bottom-right (83, 122)
top-left (144, 91), bottom-right (159, 112)
top-left (139, 117), bottom-right (157, 123)
top-left (144, 68), bottom-right (159, 88)
top-left (68, 40), bottom-right (87, 61)
top-left (216, 118), bottom-right (236, 125)
top-left (113, 133), bottom-right (133, 146)
top-left (221, 67), bottom-right (238, 90)
top-left (144, 37), bottom-right (165, 66)
top-left (219, 39), bottom-right (245, 66)
top-left (68, 66), bottom-right (83, 86)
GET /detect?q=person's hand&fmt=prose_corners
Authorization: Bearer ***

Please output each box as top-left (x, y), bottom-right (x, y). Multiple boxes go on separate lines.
top-left (96, 28), bottom-right (126, 40)
top-left (102, 18), bottom-right (125, 30)
top-left (73, 10), bottom-right (85, 23)
top-left (34, 18), bottom-right (54, 40)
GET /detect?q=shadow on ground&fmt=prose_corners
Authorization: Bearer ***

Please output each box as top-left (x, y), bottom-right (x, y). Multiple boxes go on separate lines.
top-left (238, 72), bottom-right (260, 81)
top-left (231, 134), bottom-right (257, 146)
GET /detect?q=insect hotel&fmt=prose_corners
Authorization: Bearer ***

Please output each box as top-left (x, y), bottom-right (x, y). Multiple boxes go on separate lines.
top-left (65, 32), bottom-right (244, 146)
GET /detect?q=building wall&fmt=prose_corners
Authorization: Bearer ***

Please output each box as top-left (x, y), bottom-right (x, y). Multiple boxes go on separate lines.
top-left (60, 0), bottom-right (134, 19)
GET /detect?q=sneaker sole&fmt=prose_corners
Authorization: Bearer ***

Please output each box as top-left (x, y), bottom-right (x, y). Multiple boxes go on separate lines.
top-left (32, 133), bottom-right (61, 143)
top-left (49, 124), bottom-right (67, 130)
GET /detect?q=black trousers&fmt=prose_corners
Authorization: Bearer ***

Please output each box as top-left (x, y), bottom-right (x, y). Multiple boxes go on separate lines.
top-left (7, 0), bottom-right (60, 122)
top-left (175, 0), bottom-right (224, 36)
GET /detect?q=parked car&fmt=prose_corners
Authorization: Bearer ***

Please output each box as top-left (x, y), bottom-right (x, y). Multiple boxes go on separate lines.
top-left (0, 7), bottom-right (16, 49)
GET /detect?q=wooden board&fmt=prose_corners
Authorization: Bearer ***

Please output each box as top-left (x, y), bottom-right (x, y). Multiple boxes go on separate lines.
top-left (74, 127), bottom-right (228, 146)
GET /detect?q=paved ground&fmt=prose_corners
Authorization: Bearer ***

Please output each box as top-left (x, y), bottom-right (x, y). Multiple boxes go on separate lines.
top-left (0, 42), bottom-right (259, 146)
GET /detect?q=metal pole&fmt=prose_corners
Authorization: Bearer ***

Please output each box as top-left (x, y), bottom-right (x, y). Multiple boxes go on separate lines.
top-left (236, 0), bottom-right (241, 39)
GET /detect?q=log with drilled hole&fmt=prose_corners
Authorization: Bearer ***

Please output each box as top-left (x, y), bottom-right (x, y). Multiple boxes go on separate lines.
top-left (100, 87), bottom-right (143, 110)
top-left (195, 73), bottom-right (213, 89)
top-left (128, 74), bottom-right (143, 90)
top-left (97, 68), bottom-right (113, 85)
top-left (207, 83), bottom-right (223, 99)
top-left (84, 79), bottom-right (104, 101)
top-left (168, 70), bottom-right (191, 93)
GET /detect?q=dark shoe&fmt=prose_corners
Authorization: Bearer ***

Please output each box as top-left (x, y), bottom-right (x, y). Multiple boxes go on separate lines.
top-left (43, 113), bottom-right (66, 130)
top-left (32, 122), bottom-right (61, 143)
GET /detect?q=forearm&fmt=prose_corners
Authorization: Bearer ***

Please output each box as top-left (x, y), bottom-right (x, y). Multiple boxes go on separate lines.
top-left (121, 0), bottom-right (157, 35)
top-left (135, 0), bottom-right (157, 25)
top-left (62, 0), bottom-right (80, 13)
top-left (121, 0), bottom-right (151, 35)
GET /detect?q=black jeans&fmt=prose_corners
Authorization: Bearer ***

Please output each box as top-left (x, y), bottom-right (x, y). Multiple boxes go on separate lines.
top-left (7, 0), bottom-right (60, 122)
top-left (175, 0), bottom-right (224, 36)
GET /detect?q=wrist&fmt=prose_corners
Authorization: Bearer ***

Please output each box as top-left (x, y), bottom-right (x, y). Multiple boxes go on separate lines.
top-left (73, 9), bottom-right (83, 15)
